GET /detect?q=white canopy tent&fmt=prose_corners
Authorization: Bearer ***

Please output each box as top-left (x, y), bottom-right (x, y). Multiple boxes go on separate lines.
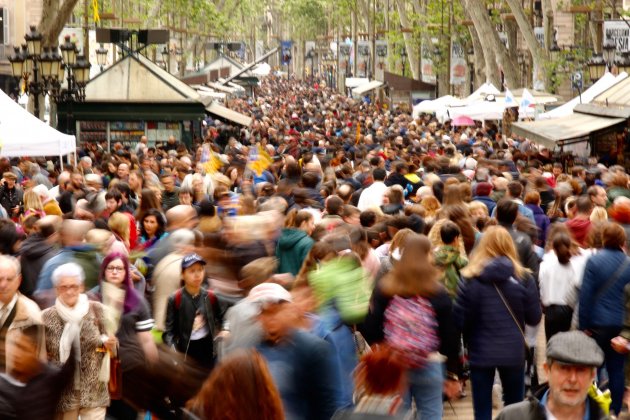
top-left (252, 63), bottom-right (271, 76)
top-left (438, 97), bottom-right (537, 123)
top-left (352, 80), bottom-right (383, 96)
top-left (345, 77), bottom-right (370, 89)
top-left (412, 95), bottom-right (458, 117)
top-left (537, 72), bottom-right (627, 120)
top-left (464, 82), bottom-right (501, 103)
top-left (0, 88), bottom-right (76, 162)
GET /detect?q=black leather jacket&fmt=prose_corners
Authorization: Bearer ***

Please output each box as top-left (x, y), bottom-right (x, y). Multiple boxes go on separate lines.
top-left (163, 287), bottom-right (223, 354)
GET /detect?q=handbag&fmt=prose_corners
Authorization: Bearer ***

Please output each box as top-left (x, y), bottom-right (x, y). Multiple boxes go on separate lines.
top-left (108, 345), bottom-right (123, 400)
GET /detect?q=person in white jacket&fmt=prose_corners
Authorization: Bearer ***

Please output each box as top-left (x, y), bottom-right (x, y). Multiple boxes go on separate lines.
top-left (538, 230), bottom-right (590, 341)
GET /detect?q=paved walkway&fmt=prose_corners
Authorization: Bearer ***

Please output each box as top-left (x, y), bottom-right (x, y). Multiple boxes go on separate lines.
top-left (443, 390), bottom-right (499, 420)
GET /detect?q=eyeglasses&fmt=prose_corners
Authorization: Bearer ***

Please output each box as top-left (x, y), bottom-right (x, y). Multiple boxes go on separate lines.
top-left (106, 266), bottom-right (125, 273)
top-left (57, 284), bottom-right (80, 292)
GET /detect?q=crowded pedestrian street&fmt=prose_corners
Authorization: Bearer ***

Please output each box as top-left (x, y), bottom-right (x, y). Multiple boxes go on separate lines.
top-left (2, 1), bottom-right (630, 419)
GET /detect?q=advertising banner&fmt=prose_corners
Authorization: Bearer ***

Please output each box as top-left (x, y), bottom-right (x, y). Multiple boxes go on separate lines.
top-left (450, 41), bottom-right (466, 85)
top-left (281, 41), bottom-right (293, 65)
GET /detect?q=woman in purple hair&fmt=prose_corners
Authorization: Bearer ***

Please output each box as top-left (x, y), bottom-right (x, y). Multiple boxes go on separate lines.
top-left (96, 252), bottom-right (158, 420)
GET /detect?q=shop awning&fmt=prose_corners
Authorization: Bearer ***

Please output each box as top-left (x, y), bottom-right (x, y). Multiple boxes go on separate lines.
top-left (206, 102), bottom-right (252, 127)
top-left (352, 80), bottom-right (384, 95)
top-left (512, 113), bottom-right (625, 149)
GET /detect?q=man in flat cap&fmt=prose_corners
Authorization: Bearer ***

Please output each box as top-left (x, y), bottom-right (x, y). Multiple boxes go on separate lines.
top-left (496, 330), bottom-right (609, 419)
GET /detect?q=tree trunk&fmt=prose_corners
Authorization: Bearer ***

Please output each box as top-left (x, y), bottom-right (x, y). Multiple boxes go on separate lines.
top-left (395, 0), bottom-right (419, 79)
top-left (469, 25), bottom-right (486, 89)
top-left (463, 0), bottom-right (514, 88)
top-left (39, 0), bottom-right (81, 46)
top-left (504, 0), bottom-right (549, 89)
top-left (590, 1), bottom-right (602, 53)
top-left (542, 0), bottom-right (554, 50)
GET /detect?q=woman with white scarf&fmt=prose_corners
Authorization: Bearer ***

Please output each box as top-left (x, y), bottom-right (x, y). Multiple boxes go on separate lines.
top-left (42, 263), bottom-right (116, 420)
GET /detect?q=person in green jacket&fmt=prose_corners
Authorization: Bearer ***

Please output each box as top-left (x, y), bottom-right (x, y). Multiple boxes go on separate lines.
top-left (276, 209), bottom-right (315, 277)
top-left (434, 221), bottom-right (468, 299)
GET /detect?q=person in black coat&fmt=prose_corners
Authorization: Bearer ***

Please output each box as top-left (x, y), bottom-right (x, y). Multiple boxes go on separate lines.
top-left (0, 326), bottom-right (75, 420)
top-left (17, 216), bottom-right (59, 298)
top-left (0, 172), bottom-right (23, 219)
top-left (163, 254), bottom-right (223, 369)
top-left (454, 226), bottom-right (542, 420)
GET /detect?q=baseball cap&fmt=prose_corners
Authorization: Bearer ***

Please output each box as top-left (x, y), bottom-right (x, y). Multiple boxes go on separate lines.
top-left (247, 283), bottom-right (292, 304)
top-left (181, 253), bottom-right (206, 270)
top-left (546, 331), bottom-right (604, 367)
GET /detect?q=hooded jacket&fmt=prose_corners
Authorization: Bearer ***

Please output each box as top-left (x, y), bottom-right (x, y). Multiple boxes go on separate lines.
top-left (17, 234), bottom-right (57, 297)
top-left (525, 204), bottom-right (551, 246)
top-left (565, 217), bottom-right (592, 248)
top-left (434, 245), bottom-right (468, 299)
top-left (276, 228), bottom-right (314, 276)
top-left (454, 257), bottom-right (542, 367)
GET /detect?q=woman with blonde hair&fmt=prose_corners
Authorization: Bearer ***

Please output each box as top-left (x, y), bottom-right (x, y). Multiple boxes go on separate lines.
top-left (108, 212), bottom-right (130, 250)
top-left (454, 226), bottom-right (541, 420)
top-left (22, 188), bottom-right (45, 220)
top-left (590, 205), bottom-right (608, 222)
top-left (419, 196), bottom-right (441, 221)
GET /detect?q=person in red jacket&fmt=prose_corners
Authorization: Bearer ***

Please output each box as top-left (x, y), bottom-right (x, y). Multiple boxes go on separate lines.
top-left (565, 196), bottom-right (593, 247)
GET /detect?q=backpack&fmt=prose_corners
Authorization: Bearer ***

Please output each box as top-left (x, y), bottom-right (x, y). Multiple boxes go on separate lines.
top-left (173, 288), bottom-right (217, 310)
top-left (384, 295), bottom-right (440, 368)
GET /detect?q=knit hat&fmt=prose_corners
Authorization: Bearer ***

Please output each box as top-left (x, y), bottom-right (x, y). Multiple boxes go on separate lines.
top-left (475, 182), bottom-right (493, 197)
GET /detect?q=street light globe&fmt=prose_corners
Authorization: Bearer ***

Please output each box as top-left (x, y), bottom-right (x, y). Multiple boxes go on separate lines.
top-left (96, 44), bottom-right (108, 67)
top-left (8, 46), bottom-right (25, 79)
top-left (60, 35), bottom-right (77, 66)
top-left (50, 46), bottom-right (62, 79)
top-left (39, 46), bottom-right (55, 79)
top-left (73, 55), bottom-right (91, 86)
top-left (24, 25), bottom-right (42, 57)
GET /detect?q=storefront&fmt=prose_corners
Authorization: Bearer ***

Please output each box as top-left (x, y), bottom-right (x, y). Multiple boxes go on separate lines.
top-left (58, 53), bottom-right (206, 149)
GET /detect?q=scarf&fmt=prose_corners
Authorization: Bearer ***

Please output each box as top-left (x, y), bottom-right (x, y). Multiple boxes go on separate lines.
top-left (55, 293), bottom-right (90, 389)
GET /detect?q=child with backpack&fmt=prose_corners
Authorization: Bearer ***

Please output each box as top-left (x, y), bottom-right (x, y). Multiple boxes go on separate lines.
top-left (434, 221), bottom-right (468, 299)
top-left (163, 253), bottom-right (223, 369)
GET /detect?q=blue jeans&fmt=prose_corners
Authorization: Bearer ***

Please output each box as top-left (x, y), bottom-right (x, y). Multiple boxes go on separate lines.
top-left (402, 361), bottom-right (444, 420)
top-left (470, 365), bottom-right (525, 420)
top-left (591, 327), bottom-right (626, 415)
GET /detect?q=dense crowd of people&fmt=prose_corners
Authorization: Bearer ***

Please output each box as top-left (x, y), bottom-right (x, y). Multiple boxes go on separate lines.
top-left (0, 75), bottom-right (629, 420)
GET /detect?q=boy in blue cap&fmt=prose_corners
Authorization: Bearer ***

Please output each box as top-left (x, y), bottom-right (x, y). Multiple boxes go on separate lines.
top-left (163, 253), bottom-right (222, 369)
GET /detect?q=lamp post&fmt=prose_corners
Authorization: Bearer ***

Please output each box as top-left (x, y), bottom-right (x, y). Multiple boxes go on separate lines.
top-left (9, 30), bottom-right (89, 125)
top-left (467, 47), bottom-right (475, 95)
top-left (305, 49), bottom-right (314, 83)
top-left (96, 43), bottom-right (108, 72)
top-left (400, 46), bottom-right (407, 77)
top-left (175, 47), bottom-right (183, 72)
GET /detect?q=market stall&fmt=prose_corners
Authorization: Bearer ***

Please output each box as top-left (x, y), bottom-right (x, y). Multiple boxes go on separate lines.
top-left (0, 88), bottom-right (75, 162)
top-left (58, 53), bottom-right (206, 149)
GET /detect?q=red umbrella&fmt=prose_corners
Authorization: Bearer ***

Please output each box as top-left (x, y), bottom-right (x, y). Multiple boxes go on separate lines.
top-left (451, 115), bottom-right (476, 126)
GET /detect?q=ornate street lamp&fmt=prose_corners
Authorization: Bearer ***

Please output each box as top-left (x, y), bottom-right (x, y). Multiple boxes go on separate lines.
top-left (9, 31), bottom-right (89, 121)
top-left (96, 44), bottom-right (108, 71)
top-left (24, 26), bottom-right (42, 57)
top-left (401, 46), bottom-right (407, 77)
top-left (467, 47), bottom-right (475, 94)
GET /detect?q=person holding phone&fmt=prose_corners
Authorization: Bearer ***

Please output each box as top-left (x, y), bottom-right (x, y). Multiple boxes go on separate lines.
top-left (0, 172), bottom-right (23, 220)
